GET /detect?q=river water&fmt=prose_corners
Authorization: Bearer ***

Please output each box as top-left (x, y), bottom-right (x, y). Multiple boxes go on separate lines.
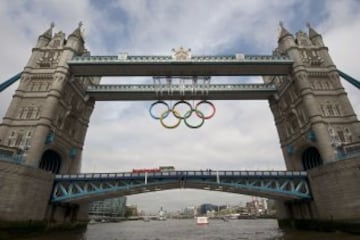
top-left (10, 219), bottom-right (358, 240)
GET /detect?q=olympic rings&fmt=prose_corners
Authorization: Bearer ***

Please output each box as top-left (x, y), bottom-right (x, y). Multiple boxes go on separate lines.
top-left (149, 100), bottom-right (216, 129)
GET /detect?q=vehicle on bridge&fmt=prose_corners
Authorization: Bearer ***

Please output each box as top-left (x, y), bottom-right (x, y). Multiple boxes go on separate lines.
top-left (132, 166), bottom-right (175, 173)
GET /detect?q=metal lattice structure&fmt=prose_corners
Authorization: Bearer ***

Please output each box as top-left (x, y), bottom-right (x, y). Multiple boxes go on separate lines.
top-left (52, 170), bottom-right (311, 203)
top-left (86, 83), bottom-right (277, 101)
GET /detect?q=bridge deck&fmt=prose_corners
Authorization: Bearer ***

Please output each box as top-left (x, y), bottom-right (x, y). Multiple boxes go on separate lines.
top-left (52, 170), bottom-right (311, 203)
top-left (68, 55), bottom-right (293, 76)
top-left (86, 83), bottom-right (277, 101)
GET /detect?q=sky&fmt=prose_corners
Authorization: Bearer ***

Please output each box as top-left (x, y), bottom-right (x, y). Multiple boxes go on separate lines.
top-left (0, 0), bottom-right (360, 213)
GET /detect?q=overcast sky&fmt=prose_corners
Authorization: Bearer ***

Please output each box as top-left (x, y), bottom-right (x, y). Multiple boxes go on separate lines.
top-left (0, 0), bottom-right (360, 213)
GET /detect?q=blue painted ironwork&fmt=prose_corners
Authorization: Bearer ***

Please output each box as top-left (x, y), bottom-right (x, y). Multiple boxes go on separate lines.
top-left (336, 142), bottom-right (360, 160)
top-left (0, 153), bottom-right (25, 164)
top-left (307, 130), bottom-right (316, 142)
top-left (286, 145), bottom-right (295, 155)
top-left (45, 131), bottom-right (55, 144)
top-left (69, 147), bottom-right (77, 159)
top-left (0, 72), bottom-right (22, 92)
top-left (338, 70), bottom-right (360, 89)
top-left (52, 170), bottom-right (311, 203)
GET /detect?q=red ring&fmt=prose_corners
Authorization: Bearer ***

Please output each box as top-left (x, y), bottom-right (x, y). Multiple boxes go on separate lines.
top-left (195, 100), bottom-right (216, 119)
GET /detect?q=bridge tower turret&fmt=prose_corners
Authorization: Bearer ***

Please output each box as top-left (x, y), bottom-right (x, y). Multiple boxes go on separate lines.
top-left (267, 23), bottom-right (360, 171)
top-left (0, 23), bottom-right (99, 174)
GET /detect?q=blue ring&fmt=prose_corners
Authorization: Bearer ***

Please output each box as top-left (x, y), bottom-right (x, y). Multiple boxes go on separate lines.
top-left (149, 100), bottom-right (170, 119)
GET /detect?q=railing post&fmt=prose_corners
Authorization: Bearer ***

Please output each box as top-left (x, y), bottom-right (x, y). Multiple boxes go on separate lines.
top-left (216, 170), bottom-right (220, 184)
top-left (145, 172), bottom-right (148, 185)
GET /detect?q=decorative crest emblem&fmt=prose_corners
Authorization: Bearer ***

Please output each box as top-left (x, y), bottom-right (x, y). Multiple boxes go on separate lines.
top-left (172, 46), bottom-right (191, 60)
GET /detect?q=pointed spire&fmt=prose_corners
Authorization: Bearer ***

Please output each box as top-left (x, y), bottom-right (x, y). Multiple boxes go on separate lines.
top-left (307, 22), bottom-right (321, 39)
top-left (69, 21), bottom-right (84, 41)
top-left (278, 21), bottom-right (292, 42)
top-left (39, 22), bottom-right (54, 40)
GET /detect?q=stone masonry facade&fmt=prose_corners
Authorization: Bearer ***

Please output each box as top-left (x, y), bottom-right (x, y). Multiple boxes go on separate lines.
top-left (0, 160), bottom-right (54, 221)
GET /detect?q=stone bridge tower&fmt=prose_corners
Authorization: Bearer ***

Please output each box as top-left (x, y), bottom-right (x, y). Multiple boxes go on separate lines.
top-left (0, 23), bottom-right (99, 174)
top-left (266, 23), bottom-right (360, 170)
top-left (265, 23), bottom-right (360, 226)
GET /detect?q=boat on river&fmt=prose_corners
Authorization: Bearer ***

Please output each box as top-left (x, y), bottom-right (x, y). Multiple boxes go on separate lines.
top-left (196, 216), bottom-right (209, 225)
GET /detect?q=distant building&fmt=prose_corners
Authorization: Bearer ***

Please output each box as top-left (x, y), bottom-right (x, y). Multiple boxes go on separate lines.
top-left (198, 203), bottom-right (218, 215)
top-left (88, 197), bottom-right (127, 217)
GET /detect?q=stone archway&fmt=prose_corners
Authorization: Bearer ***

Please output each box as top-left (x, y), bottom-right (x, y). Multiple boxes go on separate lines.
top-left (39, 149), bottom-right (62, 174)
top-left (301, 147), bottom-right (323, 170)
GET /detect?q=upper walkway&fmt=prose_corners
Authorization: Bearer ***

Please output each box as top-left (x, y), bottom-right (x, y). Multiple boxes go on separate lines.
top-left (52, 170), bottom-right (311, 203)
top-left (86, 83), bottom-right (277, 101)
top-left (68, 54), bottom-right (293, 76)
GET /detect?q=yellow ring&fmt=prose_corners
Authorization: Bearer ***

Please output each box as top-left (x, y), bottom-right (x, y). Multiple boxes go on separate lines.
top-left (160, 109), bottom-right (182, 129)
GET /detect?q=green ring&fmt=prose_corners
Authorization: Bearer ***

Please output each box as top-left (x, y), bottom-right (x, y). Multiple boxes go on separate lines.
top-left (183, 109), bottom-right (205, 129)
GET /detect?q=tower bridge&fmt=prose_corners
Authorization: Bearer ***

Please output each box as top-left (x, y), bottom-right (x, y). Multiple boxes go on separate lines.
top-left (0, 22), bottom-right (360, 232)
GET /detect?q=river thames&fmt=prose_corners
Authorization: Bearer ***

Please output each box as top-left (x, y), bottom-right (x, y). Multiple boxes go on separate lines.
top-left (10, 219), bottom-right (358, 240)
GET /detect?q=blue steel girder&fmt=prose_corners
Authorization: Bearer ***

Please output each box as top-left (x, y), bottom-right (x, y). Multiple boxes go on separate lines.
top-left (52, 171), bottom-right (311, 203)
top-left (0, 72), bottom-right (22, 92)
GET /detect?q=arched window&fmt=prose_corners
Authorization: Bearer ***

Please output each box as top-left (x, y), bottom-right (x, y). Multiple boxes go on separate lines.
top-left (24, 130), bottom-right (32, 148)
top-left (344, 128), bottom-right (352, 143)
top-left (32, 107), bottom-right (39, 119)
top-left (302, 147), bottom-right (323, 170)
top-left (8, 131), bottom-right (16, 147)
top-left (334, 104), bottom-right (341, 116)
top-left (288, 113), bottom-right (299, 132)
top-left (327, 104), bottom-right (335, 116)
top-left (39, 150), bottom-right (62, 174)
top-left (22, 107), bottom-right (29, 119)
top-left (17, 108), bottom-right (24, 119)
top-left (15, 131), bottom-right (24, 147)
top-left (26, 107), bottom-right (33, 119)
top-left (320, 105), bottom-right (326, 116)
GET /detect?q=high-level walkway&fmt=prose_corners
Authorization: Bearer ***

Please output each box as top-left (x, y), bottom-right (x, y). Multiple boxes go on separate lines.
top-left (86, 83), bottom-right (277, 101)
top-left (68, 54), bottom-right (293, 76)
top-left (52, 170), bottom-right (311, 203)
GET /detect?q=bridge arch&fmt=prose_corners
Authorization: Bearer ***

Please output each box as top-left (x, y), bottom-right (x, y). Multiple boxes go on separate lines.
top-left (51, 171), bottom-right (311, 203)
top-left (301, 147), bottom-right (323, 170)
top-left (39, 149), bottom-right (62, 174)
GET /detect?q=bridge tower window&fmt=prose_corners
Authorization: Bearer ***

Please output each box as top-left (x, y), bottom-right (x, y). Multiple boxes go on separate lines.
top-left (39, 149), bottom-right (61, 174)
top-left (301, 147), bottom-right (323, 170)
